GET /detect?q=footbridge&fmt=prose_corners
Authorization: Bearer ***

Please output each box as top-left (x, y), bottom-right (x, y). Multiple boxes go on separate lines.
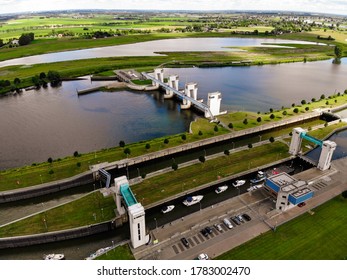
top-left (142, 70), bottom-right (219, 119)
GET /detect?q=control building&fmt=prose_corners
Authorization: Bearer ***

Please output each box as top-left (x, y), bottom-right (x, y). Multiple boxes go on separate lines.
top-left (264, 172), bottom-right (314, 211)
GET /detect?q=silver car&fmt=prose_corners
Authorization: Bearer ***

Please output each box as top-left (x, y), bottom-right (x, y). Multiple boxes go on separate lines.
top-left (214, 223), bottom-right (223, 232)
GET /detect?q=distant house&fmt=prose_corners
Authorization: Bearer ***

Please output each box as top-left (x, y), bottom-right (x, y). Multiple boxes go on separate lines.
top-left (11, 39), bottom-right (19, 46)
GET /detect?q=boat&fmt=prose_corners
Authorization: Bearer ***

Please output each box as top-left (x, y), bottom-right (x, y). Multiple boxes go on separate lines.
top-left (215, 185), bottom-right (228, 194)
top-left (247, 186), bottom-right (256, 192)
top-left (85, 247), bottom-right (112, 260)
top-left (250, 171), bottom-right (266, 184)
top-left (254, 184), bottom-right (264, 189)
top-left (43, 253), bottom-right (65, 260)
top-left (182, 195), bottom-right (203, 206)
top-left (161, 205), bottom-right (175, 214)
top-left (232, 180), bottom-right (246, 187)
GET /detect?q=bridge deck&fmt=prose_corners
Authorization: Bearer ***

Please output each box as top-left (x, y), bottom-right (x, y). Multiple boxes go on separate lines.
top-left (120, 183), bottom-right (138, 207)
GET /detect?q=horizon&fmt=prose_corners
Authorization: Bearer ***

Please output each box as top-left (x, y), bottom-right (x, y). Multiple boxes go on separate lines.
top-left (0, 0), bottom-right (347, 16)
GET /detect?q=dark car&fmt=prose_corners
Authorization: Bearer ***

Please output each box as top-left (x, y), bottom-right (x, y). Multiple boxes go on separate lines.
top-left (231, 216), bottom-right (241, 225)
top-left (298, 202), bottom-right (306, 207)
top-left (181, 237), bottom-right (189, 248)
top-left (205, 226), bottom-right (213, 234)
top-left (242, 213), bottom-right (252, 221)
top-left (201, 228), bottom-right (208, 237)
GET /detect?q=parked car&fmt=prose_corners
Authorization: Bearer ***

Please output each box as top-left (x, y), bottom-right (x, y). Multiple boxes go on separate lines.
top-left (201, 228), bottom-right (208, 237)
top-left (242, 213), bottom-right (252, 221)
top-left (231, 216), bottom-right (241, 225)
top-left (298, 202), bottom-right (306, 207)
top-left (214, 223), bottom-right (223, 232)
top-left (205, 226), bottom-right (213, 234)
top-left (198, 253), bottom-right (209, 260)
top-left (237, 214), bottom-right (244, 222)
top-left (223, 218), bottom-right (233, 229)
top-left (181, 237), bottom-right (189, 248)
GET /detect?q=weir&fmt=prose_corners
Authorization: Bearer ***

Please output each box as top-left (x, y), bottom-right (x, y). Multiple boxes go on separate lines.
top-left (142, 69), bottom-right (224, 119)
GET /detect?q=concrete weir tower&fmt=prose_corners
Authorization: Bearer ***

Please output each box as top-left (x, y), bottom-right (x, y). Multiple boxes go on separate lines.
top-left (165, 75), bottom-right (179, 99)
top-left (289, 127), bottom-right (336, 171)
top-left (111, 176), bottom-right (149, 249)
top-left (181, 82), bottom-right (198, 109)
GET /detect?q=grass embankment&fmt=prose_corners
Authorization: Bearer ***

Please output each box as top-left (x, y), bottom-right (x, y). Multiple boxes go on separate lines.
top-left (0, 191), bottom-right (114, 238)
top-left (0, 122), bottom-right (345, 237)
top-left (96, 244), bottom-right (135, 260)
top-left (217, 195), bottom-right (347, 260)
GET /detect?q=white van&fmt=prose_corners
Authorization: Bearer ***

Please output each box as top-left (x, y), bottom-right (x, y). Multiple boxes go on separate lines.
top-left (223, 218), bottom-right (233, 229)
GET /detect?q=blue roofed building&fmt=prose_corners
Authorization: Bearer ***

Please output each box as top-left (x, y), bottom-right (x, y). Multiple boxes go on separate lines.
top-left (264, 172), bottom-right (314, 211)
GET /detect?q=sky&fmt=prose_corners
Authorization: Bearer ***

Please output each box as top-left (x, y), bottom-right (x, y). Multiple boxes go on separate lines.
top-left (0, 0), bottom-right (347, 16)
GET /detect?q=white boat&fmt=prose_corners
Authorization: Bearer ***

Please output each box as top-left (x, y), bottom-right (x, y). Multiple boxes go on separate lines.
top-left (183, 195), bottom-right (203, 206)
top-left (247, 186), bottom-right (256, 192)
top-left (232, 180), bottom-right (246, 187)
top-left (250, 171), bottom-right (266, 184)
top-left (161, 205), bottom-right (175, 214)
top-left (254, 184), bottom-right (263, 189)
top-left (43, 253), bottom-right (65, 260)
top-left (215, 185), bottom-right (228, 194)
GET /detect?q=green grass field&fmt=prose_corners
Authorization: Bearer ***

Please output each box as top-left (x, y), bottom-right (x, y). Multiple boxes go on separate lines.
top-left (217, 195), bottom-right (347, 260)
top-left (96, 244), bottom-right (135, 260)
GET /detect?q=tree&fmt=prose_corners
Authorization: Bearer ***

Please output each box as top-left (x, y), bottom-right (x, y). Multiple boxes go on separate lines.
top-left (73, 151), bottom-right (79, 157)
top-left (124, 148), bottom-right (131, 156)
top-left (293, 108), bottom-right (299, 113)
top-left (199, 155), bottom-right (206, 163)
top-left (181, 134), bottom-right (187, 141)
top-left (301, 99), bottom-right (306, 105)
top-left (243, 118), bottom-right (248, 125)
top-left (39, 72), bottom-right (46, 80)
top-left (342, 190), bottom-right (347, 199)
top-left (224, 149), bottom-right (230, 155)
top-left (305, 107), bottom-right (310, 111)
top-left (311, 98), bottom-right (316, 102)
top-left (248, 143), bottom-right (253, 149)
top-left (320, 94), bottom-right (325, 100)
top-left (198, 130), bottom-right (203, 136)
top-left (228, 123), bottom-right (233, 129)
top-left (47, 70), bottom-right (61, 86)
top-left (47, 157), bottom-right (53, 164)
top-left (214, 125), bottom-right (219, 132)
top-left (172, 162), bottom-right (178, 171)
top-left (18, 34), bottom-right (32, 46)
top-left (270, 114), bottom-right (275, 119)
top-left (145, 143), bottom-right (151, 150)
top-left (257, 117), bottom-right (262, 123)
top-left (334, 45), bottom-right (342, 58)
top-left (269, 108), bottom-right (273, 113)
top-left (13, 77), bottom-right (21, 86)
top-left (119, 140), bottom-right (125, 147)
top-left (164, 138), bottom-right (169, 144)
top-left (269, 137), bottom-right (275, 143)
top-left (282, 110), bottom-right (287, 116)
top-left (291, 103), bottom-right (295, 107)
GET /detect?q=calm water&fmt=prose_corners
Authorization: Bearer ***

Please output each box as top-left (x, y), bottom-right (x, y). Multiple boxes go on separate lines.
top-left (0, 37), bottom-right (323, 67)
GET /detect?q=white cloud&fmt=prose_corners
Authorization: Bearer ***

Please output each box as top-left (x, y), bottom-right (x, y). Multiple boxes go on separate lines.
top-left (0, 0), bottom-right (346, 15)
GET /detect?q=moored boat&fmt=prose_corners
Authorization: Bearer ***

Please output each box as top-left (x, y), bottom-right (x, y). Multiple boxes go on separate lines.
top-left (215, 185), bottom-right (228, 194)
top-left (250, 171), bottom-right (266, 184)
top-left (43, 253), bottom-right (65, 260)
top-left (161, 205), bottom-right (175, 214)
top-left (232, 180), bottom-right (246, 187)
top-left (183, 195), bottom-right (203, 206)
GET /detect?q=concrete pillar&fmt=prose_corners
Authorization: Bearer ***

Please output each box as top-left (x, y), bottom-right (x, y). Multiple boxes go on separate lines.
top-left (207, 92), bottom-right (222, 116)
top-left (112, 176), bottom-right (128, 216)
top-left (289, 127), bottom-right (306, 156)
top-left (317, 140), bottom-right (336, 171)
top-left (181, 82), bottom-right (195, 109)
top-left (165, 75), bottom-right (179, 99)
top-left (152, 68), bottom-right (164, 86)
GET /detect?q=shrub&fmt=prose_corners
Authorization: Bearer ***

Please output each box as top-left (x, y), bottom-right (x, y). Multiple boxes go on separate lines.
top-left (214, 125), bottom-right (219, 132)
top-left (257, 117), bottom-right (262, 123)
top-left (342, 190), bottom-right (347, 198)
top-left (243, 119), bottom-right (248, 125)
top-left (224, 149), bottom-right (230, 155)
top-left (248, 143), bottom-right (253, 149)
top-left (47, 157), bottom-right (53, 164)
top-left (293, 108), bottom-right (299, 113)
top-left (198, 130), bottom-right (203, 136)
top-left (48, 169), bottom-right (54, 175)
top-left (269, 137), bottom-right (275, 143)
top-left (172, 163), bottom-right (178, 171)
top-left (119, 140), bottom-right (125, 147)
top-left (181, 134), bottom-right (187, 141)
top-left (76, 162), bottom-right (81, 167)
top-left (164, 138), bottom-right (169, 144)
top-left (282, 110), bottom-right (287, 116)
top-left (305, 107), bottom-right (309, 111)
top-left (228, 123), bottom-right (233, 129)
top-left (141, 173), bottom-right (146, 179)
top-left (124, 147), bottom-right (131, 155)
top-left (73, 151), bottom-right (79, 157)
top-left (199, 155), bottom-right (205, 163)
top-left (270, 114), bottom-right (275, 119)
top-left (145, 143), bottom-right (151, 150)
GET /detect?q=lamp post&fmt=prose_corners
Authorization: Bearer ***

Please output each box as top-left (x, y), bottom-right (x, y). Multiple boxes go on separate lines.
top-left (154, 217), bottom-right (157, 230)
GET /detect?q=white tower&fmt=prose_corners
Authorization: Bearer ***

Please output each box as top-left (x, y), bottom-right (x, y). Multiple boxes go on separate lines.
top-left (318, 140), bottom-right (336, 171)
top-left (165, 75), bottom-right (179, 99)
top-left (207, 92), bottom-right (222, 116)
top-left (152, 68), bottom-right (164, 86)
top-left (289, 127), bottom-right (306, 156)
top-left (112, 176), bottom-right (148, 249)
top-left (181, 82), bottom-right (197, 109)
